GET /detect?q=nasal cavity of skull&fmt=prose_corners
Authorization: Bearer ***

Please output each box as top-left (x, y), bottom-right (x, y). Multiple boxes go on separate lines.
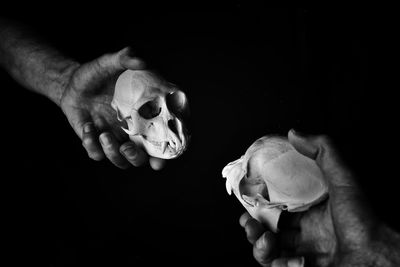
top-left (138, 100), bottom-right (161, 119)
top-left (239, 178), bottom-right (270, 202)
top-left (239, 163), bottom-right (270, 202)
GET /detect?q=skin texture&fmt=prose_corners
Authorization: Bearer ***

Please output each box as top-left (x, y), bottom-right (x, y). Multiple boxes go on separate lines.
top-left (0, 18), bottom-right (165, 170)
top-left (240, 130), bottom-right (400, 267)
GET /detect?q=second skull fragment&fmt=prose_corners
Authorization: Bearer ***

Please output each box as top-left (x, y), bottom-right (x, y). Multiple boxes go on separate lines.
top-left (222, 136), bottom-right (328, 232)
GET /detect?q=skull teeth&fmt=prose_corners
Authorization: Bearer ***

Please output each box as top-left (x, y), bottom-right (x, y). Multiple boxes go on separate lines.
top-left (161, 141), bottom-right (168, 154)
top-left (169, 140), bottom-right (176, 149)
top-left (145, 139), bottom-right (170, 153)
top-left (145, 139), bottom-right (163, 147)
top-left (121, 127), bottom-right (135, 135)
top-left (142, 136), bottom-right (185, 155)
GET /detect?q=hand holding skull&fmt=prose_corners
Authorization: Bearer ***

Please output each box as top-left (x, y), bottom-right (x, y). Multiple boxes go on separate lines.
top-left (59, 47), bottom-right (175, 169)
top-left (234, 130), bottom-right (400, 267)
top-left (223, 134), bottom-right (328, 232)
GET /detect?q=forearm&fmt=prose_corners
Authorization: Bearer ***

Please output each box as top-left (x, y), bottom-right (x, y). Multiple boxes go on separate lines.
top-left (0, 18), bottom-right (80, 106)
top-left (370, 224), bottom-right (400, 267)
top-left (343, 224), bottom-right (400, 267)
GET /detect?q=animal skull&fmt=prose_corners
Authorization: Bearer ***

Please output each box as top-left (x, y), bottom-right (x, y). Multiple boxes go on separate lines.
top-left (111, 70), bottom-right (189, 159)
top-left (222, 136), bottom-right (328, 232)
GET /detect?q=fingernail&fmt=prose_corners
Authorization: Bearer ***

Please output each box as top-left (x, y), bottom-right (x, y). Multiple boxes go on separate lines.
top-left (288, 257), bottom-right (305, 267)
top-left (122, 146), bottom-right (137, 158)
top-left (290, 128), bottom-right (306, 137)
top-left (132, 58), bottom-right (146, 69)
top-left (256, 233), bottom-right (267, 249)
top-left (84, 123), bottom-right (94, 134)
top-left (100, 134), bottom-right (112, 146)
top-left (124, 46), bottom-right (133, 55)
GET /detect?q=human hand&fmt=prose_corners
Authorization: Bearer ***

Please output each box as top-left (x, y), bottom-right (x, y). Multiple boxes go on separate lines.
top-left (240, 130), bottom-right (400, 266)
top-left (59, 47), bottom-right (166, 170)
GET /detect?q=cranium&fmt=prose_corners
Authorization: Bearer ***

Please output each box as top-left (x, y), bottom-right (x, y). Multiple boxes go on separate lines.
top-left (222, 136), bottom-right (328, 232)
top-left (111, 70), bottom-right (189, 159)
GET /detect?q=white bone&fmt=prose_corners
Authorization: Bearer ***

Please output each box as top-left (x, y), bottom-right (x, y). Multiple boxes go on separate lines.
top-left (161, 141), bottom-right (167, 154)
top-left (111, 70), bottom-right (189, 159)
top-left (121, 127), bottom-right (135, 135)
top-left (222, 136), bottom-right (328, 232)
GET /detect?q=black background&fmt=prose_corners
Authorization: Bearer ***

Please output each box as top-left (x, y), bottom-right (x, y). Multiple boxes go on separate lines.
top-left (1, 6), bottom-right (398, 267)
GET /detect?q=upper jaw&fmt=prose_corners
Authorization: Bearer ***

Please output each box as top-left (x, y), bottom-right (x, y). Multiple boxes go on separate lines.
top-left (143, 136), bottom-right (187, 158)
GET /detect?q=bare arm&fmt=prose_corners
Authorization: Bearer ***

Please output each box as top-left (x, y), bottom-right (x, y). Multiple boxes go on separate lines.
top-left (241, 130), bottom-right (400, 267)
top-left (0, 18), bottom-right (165, 170)
top-left (0, 18), bottom-right (79, 105)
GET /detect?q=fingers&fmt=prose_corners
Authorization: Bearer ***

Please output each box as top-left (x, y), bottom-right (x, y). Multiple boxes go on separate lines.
top-left (95, 47), bottom-right (146, 74)
top-left (239, 213), bottom-right (276, 266)
top-left (271, 257), bottom-right (305, 267)
top-left (81, 122), bottom-right (105, 161)
top-left (120, 141), bottom-right (148, 167)
top-left (240, 212), bottom-right (301, 250)
top-left (253, 231), bottom-right (277, 267)
top-left (118, 47), bottom-right (146, 70)
top-left (239, 213), bottom-right (304, 267)
top-left (99, 132), bottom-right (130, 169)
top-left (287, 129), bottom-right (319, 159)
top-left (82, 124), bottom-right (150, 169)
top-left (120, 145), bottom-right (167, 170)
top-left (239, 212), bottom-right (252, 227)
top-left (239, 213), bottom-right (266, 244)
top-left (288, 129), bottom-right (339, 167)
top-left (101, 138), bottom-right (164, 169)
top-left (246, 218), bottom-right (266, 245)
top-left (149, 157), bottom-right (166, 171)
top-left (97, 47), bottom-right (146, 73)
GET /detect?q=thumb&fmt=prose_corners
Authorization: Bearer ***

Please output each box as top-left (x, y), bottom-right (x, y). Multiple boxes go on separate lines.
top-left (118, 47), bottom-right (147, 70)
top-left (94, 47), bottom-right (146, 73)
top-left (287, 129), bottom-right (354, 188)
top-left (72, 47), bottom-right (146, 90)
top-left (287, 129), bottom-right (377, 243)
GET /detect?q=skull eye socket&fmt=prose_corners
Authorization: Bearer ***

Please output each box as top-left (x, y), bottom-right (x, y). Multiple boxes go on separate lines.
top-left (166, 91), bottom-right (189, 118)
top-left (138, 100), bottom-right (162, 119)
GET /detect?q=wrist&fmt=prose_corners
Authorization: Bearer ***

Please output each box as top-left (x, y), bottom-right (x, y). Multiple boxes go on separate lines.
top-left (54, 60), bottom-right (80, 106)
